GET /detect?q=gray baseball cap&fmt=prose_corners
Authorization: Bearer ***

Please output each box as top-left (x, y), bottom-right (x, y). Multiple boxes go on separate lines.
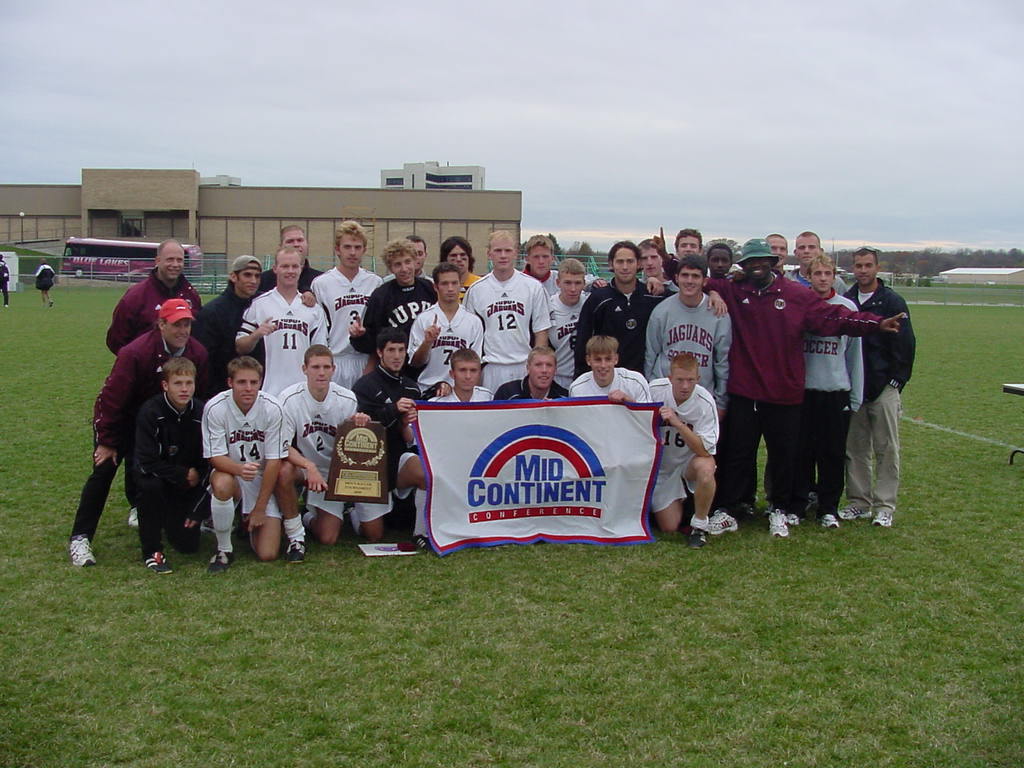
top-left (230, 255), bottom-right (262, 273)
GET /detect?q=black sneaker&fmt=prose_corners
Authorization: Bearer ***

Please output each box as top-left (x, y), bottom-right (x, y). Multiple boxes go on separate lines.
top-left (687, 530), bottom-right (707, 549)
top-left (285, 539), bottom-right (306, 564)
top-left (145, 552), bottom-right (173, 574)
top-left (412, 534), bottom-right (430, 551)
top-left (207, 550), bottom-right (234, 574)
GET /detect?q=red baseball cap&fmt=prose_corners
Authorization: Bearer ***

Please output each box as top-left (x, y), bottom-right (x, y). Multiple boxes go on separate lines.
top-left (159, 298), bottom-right (194, 323)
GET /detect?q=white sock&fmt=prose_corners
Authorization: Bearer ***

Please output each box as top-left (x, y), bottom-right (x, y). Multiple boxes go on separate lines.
top-left (283, 515), bottom-right (304, 543)
top-left (413, 490), bottom-right (427, 537)
top-left (211, 497), bottom-right (235, 553)
top-left (690, 515), bottom-right (711, 532)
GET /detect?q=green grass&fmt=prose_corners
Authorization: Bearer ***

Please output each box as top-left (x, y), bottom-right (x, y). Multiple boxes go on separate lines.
top-left (900, 285), bottom-right (1024, 306)
top-left (0, 292), bottom-right (1022, 767)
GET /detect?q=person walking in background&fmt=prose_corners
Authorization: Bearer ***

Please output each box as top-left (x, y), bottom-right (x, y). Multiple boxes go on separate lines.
top-left (0, 255), bottom-right (10, 307)
top-left (35, 258), bottom-right (56, 307)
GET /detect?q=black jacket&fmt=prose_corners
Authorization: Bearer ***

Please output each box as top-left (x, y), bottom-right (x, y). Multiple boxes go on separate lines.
top-left (574, 279), bottom-right (665, 376)
top-left (192, 286), bottom-right (260, 399)
top-left (353, 366), bottom-right (422, 482)
top-left (844, 279), bottom-right (915, 401)
top-left (133, 393), bottom-right (207, 502)
top-left (351, 278), bottom-right (437, 354)
top-left (494, 376), bottom-right (569, 400)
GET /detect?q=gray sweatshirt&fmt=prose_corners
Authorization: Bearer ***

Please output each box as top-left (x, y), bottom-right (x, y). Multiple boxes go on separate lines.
top-left (645, 293), bottom-right (731, 409)
top-left (802, 292), bottom-right (864, 411)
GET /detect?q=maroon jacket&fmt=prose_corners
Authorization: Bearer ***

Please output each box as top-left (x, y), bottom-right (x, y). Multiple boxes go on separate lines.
top-left (105, 270), bottom-right (202, 354)
top-left (706, 275), bottom-right (882, 406)
top-left (93, 328), bottom-right (208, 447)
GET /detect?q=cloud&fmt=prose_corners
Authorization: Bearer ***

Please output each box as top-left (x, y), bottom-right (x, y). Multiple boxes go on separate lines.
top-left (2, 0), bottom-right (1022, 250)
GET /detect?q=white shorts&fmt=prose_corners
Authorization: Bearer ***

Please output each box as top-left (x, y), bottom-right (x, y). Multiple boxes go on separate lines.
top-left (554, 373), bottom-right (573, 390)
top-left (650, 459), bottom-right (694, 513)
top-left (333, 353), bottom-right (369, 389)
top-left (291, 467), bottom-right (347, 520)
top-left (307, 488), bottom-right (347, 520)
top-left (239, 475), bottom-right (282, 519)
top-left (483, 362), bottom-right (524, 394)
top-left (352, 452), bottom-right (418, 523)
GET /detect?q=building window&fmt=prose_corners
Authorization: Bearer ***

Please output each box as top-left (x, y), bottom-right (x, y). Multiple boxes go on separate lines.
top-left (385, 177), bottom-right (404, 186)
top-left (425, 183), bottom-right (473, 190)
top-left (120, 216), bottom-right (143, 237)
top-left (425, 173), bottom-right (474, 184)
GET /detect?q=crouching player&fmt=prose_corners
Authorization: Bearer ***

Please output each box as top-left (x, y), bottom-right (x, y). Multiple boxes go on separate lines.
top-left (277, 345), bottom-right (371, 547)
top-left (201, 356), bottom-right (291, 572)
top-left (649, 355), bottom-right (720, 548)
top-left (569, 335), bottom-right (651, 403)
top-left (133, 358), bottom-right (208, 573)
top-left (430, 348), bottom-right (493, 403)
top-left (352, 327), bottom-right (433, 545)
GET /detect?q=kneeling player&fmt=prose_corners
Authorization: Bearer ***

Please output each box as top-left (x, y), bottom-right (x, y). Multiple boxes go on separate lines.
top-left (649, 355), bottom-right (719, 548)
top-left (430, 348), bottom-right (493, 403)
top-left (352, 328), bottom-right (426, 542)
top-left (569, 335), bottom-right (652, 402)
top-left (201, 356), bottom-right (289, 572)
top-left (133, 358), bottom-right (207, 573)
top-left (277, 345), bottom-right (371, 546)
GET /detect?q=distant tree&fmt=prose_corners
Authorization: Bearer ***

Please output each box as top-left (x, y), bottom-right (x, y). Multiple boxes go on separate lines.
top-left (566, 241), bottom-right (595, 256)
top-left (547, 233), bottom-right (563, 255)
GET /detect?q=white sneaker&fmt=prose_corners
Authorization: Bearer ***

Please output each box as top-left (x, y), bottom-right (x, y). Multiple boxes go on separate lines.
top-left (872, 510), bottom-right (893, 527)
top-left (820, 513), bottom-right (840, 529)
top-left (69, 535), bottom-right (96, 566)
top-left (838, 505), bottom-right (871, 521)
top-left (127, 507), bottom-right (139, 528)
top-left (768, 510), bottom-right (789, 538)
top-left (785, 513), bottom-right (801, 526)
top-left (707, 509), bottom-right (739, 535)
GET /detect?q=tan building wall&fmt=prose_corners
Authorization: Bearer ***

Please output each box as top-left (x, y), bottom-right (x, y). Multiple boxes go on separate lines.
top-left (0, 185), bottom-right (81, 242)
top-left (945, 271), bottom-right (1024, 285)
top-left (196, 186), bottom-right (521, 272)
top-left (0, 170), bottom-right (522, 275)
top-left (81, 169), bottom-right (200, 242)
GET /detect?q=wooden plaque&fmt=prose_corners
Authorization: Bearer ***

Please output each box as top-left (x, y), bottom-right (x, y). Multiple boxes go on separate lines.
top-left (325, 421), bottom-right (389, 504)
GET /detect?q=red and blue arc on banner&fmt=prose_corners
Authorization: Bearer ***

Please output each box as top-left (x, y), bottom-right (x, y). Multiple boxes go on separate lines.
top-left (470, 425), bottom-right (605, 479)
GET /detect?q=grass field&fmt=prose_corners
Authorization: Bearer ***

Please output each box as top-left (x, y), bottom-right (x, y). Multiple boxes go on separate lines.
top-left (1, 290), bottom-right (1022, 768)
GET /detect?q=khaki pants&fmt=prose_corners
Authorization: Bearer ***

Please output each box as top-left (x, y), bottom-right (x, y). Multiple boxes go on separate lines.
top-left (845, 385), bottom-right (901, 515)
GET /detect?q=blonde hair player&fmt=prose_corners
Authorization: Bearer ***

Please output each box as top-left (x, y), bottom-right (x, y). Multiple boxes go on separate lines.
top-left (648, 354), bottom-right (720, 548)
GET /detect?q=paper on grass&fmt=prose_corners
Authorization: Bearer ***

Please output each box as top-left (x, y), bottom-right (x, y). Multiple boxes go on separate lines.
top-left (357, 543), bottom-right (418, 557)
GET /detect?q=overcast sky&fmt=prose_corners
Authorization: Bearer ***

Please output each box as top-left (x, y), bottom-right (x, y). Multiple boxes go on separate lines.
top-left (2, 0), bottom-right (1022, 252)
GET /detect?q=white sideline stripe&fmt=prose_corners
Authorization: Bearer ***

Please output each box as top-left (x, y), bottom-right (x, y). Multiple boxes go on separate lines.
top-left (902, 415), bottom-right (1022, 451)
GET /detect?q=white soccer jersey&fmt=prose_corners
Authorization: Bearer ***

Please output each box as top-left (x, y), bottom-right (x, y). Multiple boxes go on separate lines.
top-left (279, 381), bottom-right (358, 475)
top-left (569, 368), bottom-right (652, 402)
top-left (311, 267), bottom-right (383, 360)
top-left (649, 378), bottom-right (719, 470)
top-left (238, 289), bottom-right (328, 396)
top-left (202, 390), bottom-right (288, 466)
top-left (548, 294), bottom-right (582, 387)
top-left (430, 386), bottom-right (493, 403)
top-left (408, 303), bottom-right (485, 388)
top-left (463, 270), bottom-right (552, 366)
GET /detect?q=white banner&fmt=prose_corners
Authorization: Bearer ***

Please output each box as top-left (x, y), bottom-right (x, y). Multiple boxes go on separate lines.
top-left (414, 399), bottom-right (662, 555)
